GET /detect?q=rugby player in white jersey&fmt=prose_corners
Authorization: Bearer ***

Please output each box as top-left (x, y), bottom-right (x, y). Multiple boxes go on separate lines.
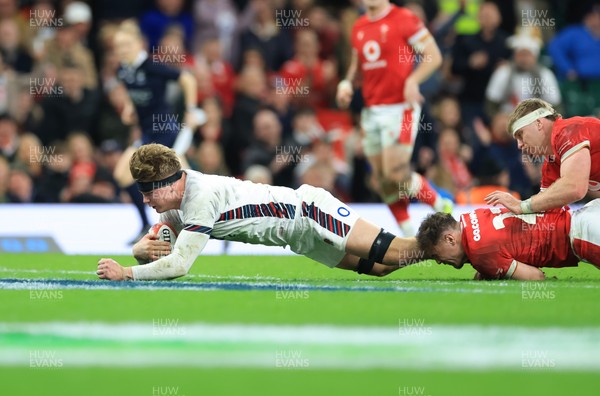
top-left (97, 144), bottom-right (419, 280)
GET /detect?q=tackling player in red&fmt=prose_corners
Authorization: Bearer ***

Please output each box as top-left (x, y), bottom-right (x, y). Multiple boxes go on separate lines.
top-left (336, 0), bottom-right (451, 236)
top-left (416, 200), bottom-right (600, 280)
top-left (485, 98), bottom-right (600, 214)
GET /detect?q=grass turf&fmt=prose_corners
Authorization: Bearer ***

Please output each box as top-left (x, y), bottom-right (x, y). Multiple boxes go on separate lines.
top-left (1, 253), bottom-right (599, 395)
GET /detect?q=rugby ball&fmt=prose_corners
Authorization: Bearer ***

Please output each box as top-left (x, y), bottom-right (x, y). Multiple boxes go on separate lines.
top-left (149, 223), bottom-right (178, 251)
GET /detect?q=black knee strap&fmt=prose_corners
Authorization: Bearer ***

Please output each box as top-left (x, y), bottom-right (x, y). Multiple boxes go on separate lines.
top-left (356, 258), bottom-right (375, 274)
top-left (369, 229), bottom-right (395, 263)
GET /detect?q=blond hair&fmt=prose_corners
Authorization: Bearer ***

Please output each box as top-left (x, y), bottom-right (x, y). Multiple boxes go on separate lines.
top-left (130, 144), bottom-right (181, 182)
top-left (116, 19), bottom-right (144, 41)
top-left (507, 98), bottom-right (561, 135)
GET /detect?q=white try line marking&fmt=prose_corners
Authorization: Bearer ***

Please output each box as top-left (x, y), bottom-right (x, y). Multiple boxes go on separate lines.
top-left (1, 322), bottom-right (599, 370)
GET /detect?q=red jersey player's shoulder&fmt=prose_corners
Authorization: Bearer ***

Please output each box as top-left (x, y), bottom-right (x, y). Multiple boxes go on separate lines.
top-left (352, 5), bottom-right (423, 29)
top-left (551, 116), bottom-right (596, 163)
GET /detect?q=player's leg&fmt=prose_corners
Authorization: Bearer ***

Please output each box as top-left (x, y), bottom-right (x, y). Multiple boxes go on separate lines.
top-left (570, 199), bottom-right (600, 266)
top-left (362, 106), bottom-right (413, 236)
top-left (344, 217), bottom-right (419, 267)
top-left (380, 104), bottom-right (452, 219)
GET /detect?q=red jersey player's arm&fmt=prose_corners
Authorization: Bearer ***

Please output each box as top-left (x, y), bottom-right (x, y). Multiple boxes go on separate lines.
top-left (509, 261), bottom-right (545, 281)
top-left (343, 48), bottom-right (359, 83)
top-left (336, 49), bottom-right (358, 109)
top-left (404, 33), bottom-right (441, 105)
top-left (530, 147), bottom-right (591, 212)
top-left (407, 33), bottom-right (442, 85)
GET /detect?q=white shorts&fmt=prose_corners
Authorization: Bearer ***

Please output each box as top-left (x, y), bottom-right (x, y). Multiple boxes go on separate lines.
top-left (570, 199), bottom-right (600, 265)
top-left (288, 184), bottom-right (360, 268)
top-left (360, 103), bottom-right (421, 157)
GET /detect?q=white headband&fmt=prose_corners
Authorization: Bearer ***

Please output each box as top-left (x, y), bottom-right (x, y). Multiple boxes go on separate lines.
top-left (511, 107), bottom-right (553, 136)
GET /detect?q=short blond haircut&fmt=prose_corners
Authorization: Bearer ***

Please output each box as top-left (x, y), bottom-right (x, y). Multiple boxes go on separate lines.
top-left (116, 19), bottom-right (144, 41)
top-left (130, 144), bottom-right (181, 182)
top-left (507, 98), bottom-right (561, 135)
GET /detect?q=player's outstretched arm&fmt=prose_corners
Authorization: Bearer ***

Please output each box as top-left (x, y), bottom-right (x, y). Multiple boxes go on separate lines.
top-left (98, 231), bottom-right (209, 281)
top-left (485, 148), bottom-right (591, 213)
top-left (509, 261), bottom-right (545, 281)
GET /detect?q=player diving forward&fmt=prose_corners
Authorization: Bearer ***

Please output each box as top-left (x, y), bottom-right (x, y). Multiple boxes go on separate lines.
top-left (97, 144), bottom-right (420, 281)
top-left (415, 201), bottom-right (600, 280)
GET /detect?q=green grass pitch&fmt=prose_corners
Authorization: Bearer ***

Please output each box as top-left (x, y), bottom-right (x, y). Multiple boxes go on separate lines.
top-left (1, 253), bottom-right (599, 396)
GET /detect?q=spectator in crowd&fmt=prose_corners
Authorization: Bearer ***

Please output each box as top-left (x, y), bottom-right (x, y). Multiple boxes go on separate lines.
top-left (242, 108), bottom-right (295, 187)
top-left (42, 22), bottom-right (98, 89)
top-left (239, 0), bottom-right (293, 72)
top-left (0, 0), bottom-right (33, 53)
top-left (190, 140), bottom-right (230, 176)
top-left (0, 18), bottom-right (33, 73)
top-left (279, 29), bottom-right (337, 109)
top-left (30, 1), bottom-right (58, 60)
top-left (7, 166), bottom-right (33, 203)
top-left (549, 4), bottom-right (600, 81)
top-left (471, 114), bottom-right (537, 199)
top-left (451, 0), bottom-right (511, 137)
top-left (63, 1), bottom-right (93, 47)
top-left (0, 52), bottom-right (20, 118)
top-left (196, 37), bottom-right (236, 116)
top-left (0, 155), bottom-right (9, 202)
top-left (229, 65), bottom-right (268, 174)
top-left (485, 34), bottom-right (561, 119)
top-left (13, 132), bottom-right (43, 179)
top-left (193, 0), bottom-right (239, 63)
top-left (429, 127), bottom-right (473, 196)
top-left (0, 113), bottom-right (19, 163)
top-left (154, 25), bottom-right (194, 70)
top-left (548, 3), bottom-right (600, 116)
top-left (33, 142), bottom-right (70, 202)
top-left (140, 0), bottom-right (194, 51)
top-left (35, 62), bottom-right (99, 145)
top-left (306, 6), bottom-right (341, 61)
top-left (244, 164), bottom-right (273, 184)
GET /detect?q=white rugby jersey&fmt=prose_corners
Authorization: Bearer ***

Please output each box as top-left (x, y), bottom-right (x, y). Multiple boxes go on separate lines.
top-left (160, 170), bottom-right (308, 246)
top-left (131, 170), bottom-right (354, 280)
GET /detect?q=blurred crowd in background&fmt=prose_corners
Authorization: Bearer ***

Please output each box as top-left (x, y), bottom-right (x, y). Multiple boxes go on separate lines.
top-left (0, 0), bottom-right (599, 205)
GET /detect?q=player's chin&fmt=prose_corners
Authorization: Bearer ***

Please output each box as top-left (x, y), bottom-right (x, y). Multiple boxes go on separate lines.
top-left (453, 262), bottom-right (464, 269)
